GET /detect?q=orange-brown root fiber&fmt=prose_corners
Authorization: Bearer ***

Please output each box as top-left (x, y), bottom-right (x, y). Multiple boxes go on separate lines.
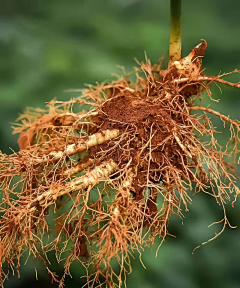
top-left (0, 39), bottom-right (240, 288)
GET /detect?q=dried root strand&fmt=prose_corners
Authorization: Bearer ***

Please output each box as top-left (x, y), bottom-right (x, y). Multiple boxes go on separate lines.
top-left (189, 106), bottom-right (240, 129)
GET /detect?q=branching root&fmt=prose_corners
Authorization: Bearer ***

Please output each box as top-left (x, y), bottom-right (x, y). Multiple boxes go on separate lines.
top-left (0, 39), bottom-right (240, 287)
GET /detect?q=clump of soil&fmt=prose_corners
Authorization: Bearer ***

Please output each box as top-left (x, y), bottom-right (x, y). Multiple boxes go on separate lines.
top-left (0, 40), bottom-right (240, 287)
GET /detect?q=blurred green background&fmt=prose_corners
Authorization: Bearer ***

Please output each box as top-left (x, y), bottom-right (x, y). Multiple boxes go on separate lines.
top-left (1, 0), bottom-right (240, 287)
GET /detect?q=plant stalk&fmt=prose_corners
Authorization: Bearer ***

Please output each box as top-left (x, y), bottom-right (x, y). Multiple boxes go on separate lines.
top-left (169, 0), bottom-right (181, 65)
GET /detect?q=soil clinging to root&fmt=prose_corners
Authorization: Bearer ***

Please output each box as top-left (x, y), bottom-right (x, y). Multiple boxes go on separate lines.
top-left (0, 39), bottom-right (240, 287)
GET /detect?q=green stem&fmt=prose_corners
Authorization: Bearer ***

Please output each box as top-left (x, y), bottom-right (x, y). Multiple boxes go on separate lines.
top-left (169, 0), bottom-right (181, 65)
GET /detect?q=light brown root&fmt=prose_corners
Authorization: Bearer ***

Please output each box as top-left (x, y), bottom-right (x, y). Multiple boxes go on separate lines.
top-left (35, 129), bottom-right (120, 163)
top-left (173, 132), bottom-right (192, 159)
top-left (174, 73), bottom-right (240, 88)
top-left (63, 158), bottom-right (94, 177)
top-left (189, 106), bottom-right (240, 129)
top-left (28, 159), bottom-right (118, 210)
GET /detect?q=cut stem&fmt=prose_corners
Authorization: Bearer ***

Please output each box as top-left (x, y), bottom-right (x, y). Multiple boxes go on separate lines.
top-left (169, 0), bottom-right (182, 65)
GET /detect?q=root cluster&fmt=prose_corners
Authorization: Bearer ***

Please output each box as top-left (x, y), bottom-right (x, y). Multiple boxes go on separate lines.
top-left (0, 39), bottom-right (240, 287)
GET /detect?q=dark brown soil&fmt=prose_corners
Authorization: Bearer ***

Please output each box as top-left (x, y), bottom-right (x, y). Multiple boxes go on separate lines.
top-left (90, 90), bottom-right (189, 204)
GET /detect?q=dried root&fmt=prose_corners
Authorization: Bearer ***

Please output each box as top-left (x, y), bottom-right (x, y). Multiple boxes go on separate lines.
top-left (0, 39), bottom-right (240, 287)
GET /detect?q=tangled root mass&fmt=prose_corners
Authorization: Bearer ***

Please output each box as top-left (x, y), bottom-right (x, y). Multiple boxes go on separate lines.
top-left (0, 39), bottom-right (240, 287)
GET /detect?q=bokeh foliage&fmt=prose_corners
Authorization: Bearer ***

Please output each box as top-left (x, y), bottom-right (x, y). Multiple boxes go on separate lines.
top-left (1, 1), bottom-right (240, 287)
